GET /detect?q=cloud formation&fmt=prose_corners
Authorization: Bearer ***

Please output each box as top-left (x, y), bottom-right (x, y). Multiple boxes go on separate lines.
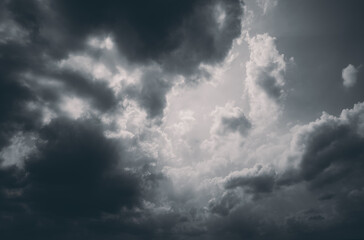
top-left (342, 64), bottom-right (359, 88)
top-left (211, 102), bottom-right (251, 137)
top-left (1, 0), bottom-right (364, 239)
top-left (244, 33), bottom-right (291, 123)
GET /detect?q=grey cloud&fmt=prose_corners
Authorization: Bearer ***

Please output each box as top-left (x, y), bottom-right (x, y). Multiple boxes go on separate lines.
top-left (205, 102), bottom-right (364, 240)
top-left (294, 102), bottom-right (364, 189)
top-left (0, 117), bottom-right (165, 240)
top-left (0, 0), bottom-right (244, 129)
top-left (48, 0), bottom-right (243, 77)
top-left (224, 164), bottom-right (276, 194)
top-left (0, 1), bottom-right (245, 237)
top-left (220, 113), bottom-right (252, 136)
top-left (255, 67), bottom-right (284, 99)
top-left (342, 64), bottom-right (359, 88)
top-left (211, 103), bottom-right (252, 137)
top-left (3, 0), bottom-right (364, 239)
top-left (273, 102), bottom-right (364, 238)
top-left (124, 70), bottom-right (173, 119)
top-left (208, 191), bottom-right (240, 216)
top-left (5, 0), bottom-right (243, 77)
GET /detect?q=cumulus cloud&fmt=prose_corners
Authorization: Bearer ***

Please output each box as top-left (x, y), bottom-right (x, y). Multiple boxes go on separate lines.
top-left (210, 102), bottom-right (251, 137)
top-left (290, 102), bottom-right (364, 188)
top-left (2, 0), bottom-right (364, 239)
top-left (244, 33), bottom-right (291, 123)
top-left (203, 101), bottom-right (364, 239)
top-left (200, 102), bottom-right (252, 171)
top-left (124, 69), bottom-right (173, 119)
top-left (342, 64), bottom-right (359, 88)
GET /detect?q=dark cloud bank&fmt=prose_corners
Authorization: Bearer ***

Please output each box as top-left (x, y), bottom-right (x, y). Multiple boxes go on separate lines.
top-left (1, 0), bottom-right (364, 239)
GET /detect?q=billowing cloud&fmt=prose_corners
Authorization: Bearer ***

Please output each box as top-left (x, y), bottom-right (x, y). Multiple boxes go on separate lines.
top-left (342, 64), bottom-right (359, 88)
top-left (1, 0), bottom-right (364, 239)
top-left (6, 0), bottom-right (243, 77)
top-left (210, 102), bottom-right (251, 137)
top-left (291, 102), bottom-right (364, 189)
top-left (0, 0), bottom-right (245, 238)
top-left (201, 101), bottom-right (364, 239)
top-left (244, 33), bottom-right (291, 123)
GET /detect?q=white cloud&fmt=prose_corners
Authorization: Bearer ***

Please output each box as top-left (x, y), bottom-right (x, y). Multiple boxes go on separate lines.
top-left (209, 102), bottom-right (251, 137)
top-left (342, 64), bottom-right (359, 88)
top-left (244, 33), bottom-right (291, 124)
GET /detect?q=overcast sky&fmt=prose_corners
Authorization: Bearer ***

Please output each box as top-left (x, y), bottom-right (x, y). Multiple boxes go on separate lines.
top-left (1, 0), bottom-right (364, 239)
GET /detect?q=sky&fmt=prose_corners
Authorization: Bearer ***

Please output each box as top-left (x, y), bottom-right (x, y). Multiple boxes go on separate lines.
top-left (1, 0), bottom-right (364, 239)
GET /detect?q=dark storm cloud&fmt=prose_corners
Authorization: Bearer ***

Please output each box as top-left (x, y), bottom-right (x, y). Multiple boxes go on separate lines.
top-left (0, 117), bottom-right (165, 239)
top-left (24, 118), bottom-right (141, 217)
top-left (51, 70), bottom-right (118, 112)
top-left (0, 42), bottom-right (43, 150)
top-left (0, 1), bottom-right (245, 238)
top-left (294, 103), bottom-right (364, 190)
top-left (5, 0), bottom-right (243, 75)
top-left (0, 40), bottom-right (119, 153)
top-left (48, 0), bottom-right (243, 76)
top-left (1, 0), bottom-right (244, 125)
top-left (286, 104), bottom-right (364, 239)
top-left (272, 102), bottom-right (364, 239)
top-left (204, 202), bottom-right (283, 240)
top-left (200, 102), bottom-right (364, 240)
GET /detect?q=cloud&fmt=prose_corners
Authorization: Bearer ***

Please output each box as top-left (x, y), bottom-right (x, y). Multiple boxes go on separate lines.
top-left (200, 102), bottom-right (252, 171)
top-left (3, 1), bottom-right (364, 239)
top-left (224, 164), bottom-right (276, 194)
top-left (244, 33), bottom-right (291, 123)
top-left (200, 101), bottom-right (364, 240)
top-left (268, 101), bottom-right (364, 238)
top-left (290, 102), bottom-right (364, 188)
top-left (124, 69), bottom-right (173, 119)
top-left (210, 102), bottom-right (251, 137)
top-left (8, 0), bottom-right (243, 77)
top-left (24, 118), bottom-right (141, 216)
top-left (0, 117), bottom-right (166, 239)
top-left (342, 64), bottom-right (359, 88)
top-left (0, 0), bottom-right (244, 131)
top-left (208, 191), bottom-right (240, 216)
top-left (0, 0), bottom-right (231, 232)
